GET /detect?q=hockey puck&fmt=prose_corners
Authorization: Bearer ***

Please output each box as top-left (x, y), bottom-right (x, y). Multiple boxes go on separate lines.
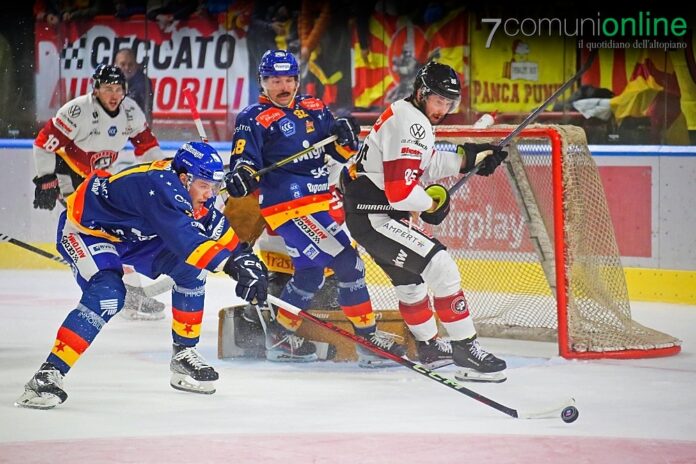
top-left (561, 406), bottom-right (579, 423)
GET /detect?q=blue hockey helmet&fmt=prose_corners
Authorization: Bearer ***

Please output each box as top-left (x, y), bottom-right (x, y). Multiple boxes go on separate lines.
top-left (92, 64), bottom-right (127, 92)
top-left (172, 142), bottom-right (225, 189)
top-left (258, 49), bottom-right (299, 79)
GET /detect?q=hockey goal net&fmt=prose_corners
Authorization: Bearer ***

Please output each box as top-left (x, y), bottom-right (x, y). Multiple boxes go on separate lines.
top-left (361, 124), bottom-right (681, 359)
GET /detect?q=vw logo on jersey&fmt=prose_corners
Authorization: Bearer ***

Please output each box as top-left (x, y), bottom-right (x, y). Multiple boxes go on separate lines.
top-left (279, 118), bottom-right (296, 137)
top-left (108, 126), bottom-right (117, 136)
top-left (67, 105), bottom-right (81, 118)
top-left (409, 124), bottom-right (425, 139)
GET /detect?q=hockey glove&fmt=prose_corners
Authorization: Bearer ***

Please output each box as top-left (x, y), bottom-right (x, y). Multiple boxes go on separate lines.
top-left (332, 116), bottom-right (361, 152)
top-left (32, 174), bottom-right (60, 210)
top-left (224, 164), bottom-right (259, 198)
top-left (420, 184), bottom-right (450, 225)
top-left (223, 244), bottom-right (268, 304)
top-left (457, 143), bottom-right (508, 176)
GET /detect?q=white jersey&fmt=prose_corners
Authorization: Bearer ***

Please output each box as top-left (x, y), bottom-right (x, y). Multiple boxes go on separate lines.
top-left (357, 99), bottom-right (461, 212)
top-left (33, 94), bottom-right (164, 178)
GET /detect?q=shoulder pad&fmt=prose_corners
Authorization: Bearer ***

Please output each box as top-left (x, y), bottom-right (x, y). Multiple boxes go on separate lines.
top-left (299, 97), bottom-right (325, 111)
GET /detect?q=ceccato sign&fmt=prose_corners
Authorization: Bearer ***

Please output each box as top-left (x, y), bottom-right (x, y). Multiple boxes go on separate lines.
top-left (34, 16), bottom-right (250, 122)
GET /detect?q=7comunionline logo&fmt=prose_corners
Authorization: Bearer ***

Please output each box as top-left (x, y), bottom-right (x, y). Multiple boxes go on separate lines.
top-left (481, 12), bottom-right (688, 48)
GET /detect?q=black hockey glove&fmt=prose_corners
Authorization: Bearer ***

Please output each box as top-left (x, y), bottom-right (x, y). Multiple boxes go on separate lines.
top-left (32, 174), bottom-right (60, 210)
top-left (457, 143), bottom-right (508, 176)
top-left (223, 244), bottom-right (268, 304)
top-left (332, 116), bottom-right (360, 152)
top-left (420, 184), bottom-right (450, 225)
top-left (224, 164), bottom-right (259, 198)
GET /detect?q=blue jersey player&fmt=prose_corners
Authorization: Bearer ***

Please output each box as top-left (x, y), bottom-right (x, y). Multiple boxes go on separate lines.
top-left (16, 142), bottom-right (268, 409)
top-left (225, 49), bottom-right (405, 365)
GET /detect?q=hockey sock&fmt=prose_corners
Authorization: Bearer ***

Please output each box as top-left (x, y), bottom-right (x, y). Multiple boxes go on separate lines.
top-left (341, 301), bottom-right (376, 337)
top-left (46, 304), bottom-right (103, 375)
top-left (433, 290), bottom-right (476, 340)
top-left (171, 284), bottom-right (205, 347)
top-left (276, 278), bottom-right (317, 332)
top-left (398, 297), bottom-right (438, 341)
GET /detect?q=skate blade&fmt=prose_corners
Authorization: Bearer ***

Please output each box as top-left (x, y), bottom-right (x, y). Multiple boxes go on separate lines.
top-left (15, 390), bottom-right (64, 409)
top-left (420, 359), bottom-right (453, 370)
top-left (454, 368), bottom-right (507, 383)
top-left (266, 352), bottom-right (318, 363)
top-left (357, 357), bottom-right (401, 369)
top-left (170, 374), bottom-right (216, 394)
top-left (120, 308), bottom-right (165, 321)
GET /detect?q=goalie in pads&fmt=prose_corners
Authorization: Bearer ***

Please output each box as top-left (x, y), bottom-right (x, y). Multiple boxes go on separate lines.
top-left (341, 62), bottom-right (508, 382)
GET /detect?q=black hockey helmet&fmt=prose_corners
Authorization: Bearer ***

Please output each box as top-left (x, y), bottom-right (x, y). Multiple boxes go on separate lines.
top-left (92, 64), bottom-right (127, 92)
top-left (412, 61), bottom-right (461, 113)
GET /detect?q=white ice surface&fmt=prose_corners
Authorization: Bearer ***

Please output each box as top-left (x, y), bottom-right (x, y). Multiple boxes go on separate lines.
top-left (1, 270), bottom-right (694, 463)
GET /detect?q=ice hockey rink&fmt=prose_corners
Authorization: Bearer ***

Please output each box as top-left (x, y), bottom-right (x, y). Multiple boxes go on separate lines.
top-left (0, 269), bottom-right (694, 464)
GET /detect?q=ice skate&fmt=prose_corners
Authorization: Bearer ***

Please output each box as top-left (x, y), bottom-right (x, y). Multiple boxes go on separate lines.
top-left (416, 337), bottom-right (453, 369)
top-left (15, 363), bottom-right (68, 410)
top-left (170, 344), bottom-right (219, 394)
top-left (266, 321), bottom-right (318, 363)
top-left (452, 336), bottom-right (507, 383)
top-left (121, 284), bottom-right (166, 321)
top-left (356, 330), bottom-right (406, 368)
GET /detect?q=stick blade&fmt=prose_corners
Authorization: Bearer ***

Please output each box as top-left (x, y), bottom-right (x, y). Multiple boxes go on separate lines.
top-left (517, 397), bottom-right (576, 420)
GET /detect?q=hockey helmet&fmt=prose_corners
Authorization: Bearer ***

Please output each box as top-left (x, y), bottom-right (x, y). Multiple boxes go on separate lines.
top-left (258, 49), bottom-right (299, 79)
top-left (172, 142), bottom-right (225, 192)
top-left (413, 61), bottom-right (461, 113)
top-left (92, 64), bottom-right (127, 92)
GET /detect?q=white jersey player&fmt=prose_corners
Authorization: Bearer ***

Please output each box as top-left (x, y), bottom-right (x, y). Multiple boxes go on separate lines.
top-left (341, 61), bottom-right (509, 382)
top-left (31, 64), bottom-right (167, 321)
top-left (32, 64), bottom-right (164, 210)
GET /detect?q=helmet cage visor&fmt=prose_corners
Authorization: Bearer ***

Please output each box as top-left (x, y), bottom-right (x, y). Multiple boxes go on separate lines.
top-left (418, 77), bottom-right (461, 114)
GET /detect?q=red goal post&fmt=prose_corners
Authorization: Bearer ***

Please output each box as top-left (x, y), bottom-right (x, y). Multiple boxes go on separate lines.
top-left (358, 124), bottom-right (681, 360)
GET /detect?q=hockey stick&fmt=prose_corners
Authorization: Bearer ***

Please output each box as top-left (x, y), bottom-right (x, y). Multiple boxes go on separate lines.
top-left (1, 232), bottom-right (173, 296)
top-left (254, 135), bottom-right (337, 178)
top-left (0, 233), bottom-right (67, 264)
top-left (267, 294), bottom-right (575, 420)
top-left (182, 87), bottom-right (208, 142)
top-left (448, 49), bottom-right (599, 196)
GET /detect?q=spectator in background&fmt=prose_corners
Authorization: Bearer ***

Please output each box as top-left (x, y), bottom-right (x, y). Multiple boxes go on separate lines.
top-left (298, 1), bottom-right (353, 110)
top-left (114, 48), bottom-right (154, 125)
top-left (114, 0), bottom-right (146, 19)
top-left (246, 1), bottom-right (299, 100)
top-left (147, 0), bottom-right (199, 31)
top-left (61, 0), bottom-right (113, 21)
top-left (33, 0), bottom-right (61, 25)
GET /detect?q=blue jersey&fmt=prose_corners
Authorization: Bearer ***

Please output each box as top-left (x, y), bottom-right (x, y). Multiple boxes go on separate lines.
top-left (230, 95), bottom-right (353, 229)
top-left (65, 160), bottom-right (239, 272)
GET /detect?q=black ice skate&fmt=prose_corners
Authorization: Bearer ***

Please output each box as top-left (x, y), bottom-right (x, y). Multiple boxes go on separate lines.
top-left (356, 330), bottom-right (406, 368)
top-left (266, 321), bottom-right (318, 363)
top-left (452, 336), bottom-right (507, 383)
top-left (416, 337), bottom-right (453, 369)
top-left (170, 344), bottom-right (219, 394)
top-left (15, 362), bottom-right (68, 409)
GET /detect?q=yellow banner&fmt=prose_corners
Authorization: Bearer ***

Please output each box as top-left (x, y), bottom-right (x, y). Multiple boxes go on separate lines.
top-left (470, 21), bottom-right (576, 112)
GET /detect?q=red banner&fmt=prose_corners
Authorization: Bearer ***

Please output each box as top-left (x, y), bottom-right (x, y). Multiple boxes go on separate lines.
top-left (34, 16), bottom-right (250, 123)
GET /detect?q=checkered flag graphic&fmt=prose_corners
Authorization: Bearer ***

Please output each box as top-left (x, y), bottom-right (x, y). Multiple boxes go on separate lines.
top-left (61, 37), bottom-right (87, 70)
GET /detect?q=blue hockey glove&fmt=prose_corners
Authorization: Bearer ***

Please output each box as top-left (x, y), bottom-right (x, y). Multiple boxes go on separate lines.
top-left (332, 116), bottom-right (360, 152)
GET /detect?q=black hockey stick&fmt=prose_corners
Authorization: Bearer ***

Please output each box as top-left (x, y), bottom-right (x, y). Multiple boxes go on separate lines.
top-left (449, 49), bottom-right (599, 195)
top-left (254, 136), bottom-right (337, 178)
top-left (267, 295), bottom-right (575, 420)
top-left (0, 232), bottom-right (174, 297)
top-left (0, 233), bottom-right (68, 264)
